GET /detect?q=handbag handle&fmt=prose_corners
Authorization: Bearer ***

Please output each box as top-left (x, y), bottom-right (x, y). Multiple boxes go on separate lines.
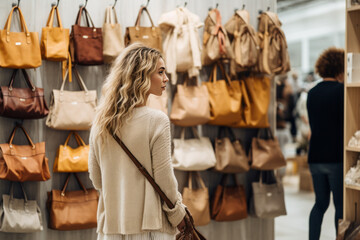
top-left (61, 173), bottom-right (88, 196)
top-left (104, 6), bottom-right (118, 24)
top-left (208, 62), bottom-right (232, 85)
top-left (220, 174), bottom-right (240, 187)
top-left (188, 172), bottom-right (206, 190)
top-left (210, 9), bottom-right (227, 55)
top-left (8, 69), bottom-right (36, 92)
top-left (8, 125), bottom-right (36, 150)
top-left (46, 6), bottom-right (63, 28)
top-left (4, 7), bottom-right (31, 44)
top-left (75, 7), bottom-right (94, 27)
top-left (180, 127), bottom-right (200, 140)
top-left (9, 182), bottom-right (31, 212)
top-left (257, 128), bottom-right (275, 139)
top-left (64, 131), bottom-right (86, 147)
top-left (60, 67), bottom-right (89, 92)
top-left (134, 6), bottom-right (155, 27)
top-left (217, 127), bottom-right (237, 142)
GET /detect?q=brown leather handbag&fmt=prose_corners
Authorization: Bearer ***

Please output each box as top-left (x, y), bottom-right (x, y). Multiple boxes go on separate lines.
top-left (124, 6), bottom-right (162, 52)
top-left (70, 7), bottom-right (103, 65)
top-left (250, 128), bottom-right (286, 170)
top-left (0, 125), bottom-right (51, 182)
top-left (0, 69), bottom-right (49, 119)
top-left (211, 174), bottom-right (247, 221)
top-left (47, 173), bottom-right (99, 230)
top-left (214, 127), bottom-right (250, 173)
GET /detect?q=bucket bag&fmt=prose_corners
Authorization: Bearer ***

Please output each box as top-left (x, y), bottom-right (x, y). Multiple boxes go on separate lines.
top-left (0, 125), bottom-right (51, 182)
top-left (0, 69), bottom-right (49, 119)
top-left (46, 67), bottom-right (97, 130)
top-left (53, 131), bottom-right (89, 173)
top-left (0, 182), bottom-right (43, 233)
top-left (47, 173), bottom-right (99, 230)
top-left (41, 6), bottom-right (69, 61)
top-left (70, 7), bottom-right (103, 65)
top-left (0, 6), bottom-right (42, 68)
top-left (124, 6), bottom-right (162, 52)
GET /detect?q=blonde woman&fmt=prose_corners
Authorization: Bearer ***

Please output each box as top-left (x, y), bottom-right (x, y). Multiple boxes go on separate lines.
top-left (89, 43), bottom-right (186, 240)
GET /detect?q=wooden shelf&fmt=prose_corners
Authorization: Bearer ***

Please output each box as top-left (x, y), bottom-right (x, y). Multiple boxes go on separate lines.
top-left (345, 184), bottom-right (360, 191)
top-left (348, 5), bottom-right (360, 12)
top-left (347, 82), bottom-right (360, 87)
top-left (346, 146), bottom-right (360, 152)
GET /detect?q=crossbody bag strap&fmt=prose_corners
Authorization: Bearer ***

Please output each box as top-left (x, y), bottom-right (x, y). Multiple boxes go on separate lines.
top-left (110, 131), bottom-right (175, 209)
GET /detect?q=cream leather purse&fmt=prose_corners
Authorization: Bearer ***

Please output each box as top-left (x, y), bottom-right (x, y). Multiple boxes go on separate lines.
top-left (0, 182), bottom-right (43, 233)
top-left (172, 127), bottom-right (216, 171)
top-left (46, 67), bottom-right (97, 130)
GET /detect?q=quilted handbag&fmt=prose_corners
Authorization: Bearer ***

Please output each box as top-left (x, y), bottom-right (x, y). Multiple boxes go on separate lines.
top-left (0, 69), bottom-right (49, 119)
top-left (70, 6), bottom-right (103, 65)
top-left (0, 182), bottom-right (43, 233)
top-left (0, 125), bottom-right (51, 182)
top-left (124, 6), bottom-right (162, 52)
top-left (47, 173), bottom-right (99, 230)
top-left (46, 67), bottom-right (97, 130)
top-left (53, 131), bottom-right (89, 172)
top-left (172, 127), bottom-right (216, 171)
top-left (0, 6), bottom-right (42, 68)
top-left (41, 6), bottom-right (69, 61)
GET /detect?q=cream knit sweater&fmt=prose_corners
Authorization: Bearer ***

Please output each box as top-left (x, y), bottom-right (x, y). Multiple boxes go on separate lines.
top-left (88, 107), bottom-right (186, 235)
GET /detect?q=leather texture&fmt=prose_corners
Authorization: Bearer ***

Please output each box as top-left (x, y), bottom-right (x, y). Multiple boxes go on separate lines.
top-left (124, 7), bottom-right (162, 52)
top-left (251, 173), bottom-right (287, 218)
top-left (0, 69), bottom-right (49, 119)
top-left (102, 6), bottom-right (124, 63)
top-left (0, 183), bottom-right (43, 233)
top-left (0, 125), bottom-right (51, 182)
top-left (214, 127), bottom-right (249, 173)
top-left (47, 173), bottom-right (99, 230)
top-left (211, 174), bottom-right (247, 221)
top-left (182, 172), bottom-right (211, 226)
top-left (53, 131), bottom-right (89, 172)
top-left (173, 127), bottom-right (216, 171)
top-left (250, 128), bottom-right (286, 170)
top-left (70, 7), bottom-right (104, 65)
top-left (257, 11), bottom-right (290, 75)
top-left (203, 63), bottom-right (242, 126)
top-left (0, 6), bottom-right (42, 68)
top-left (146, 91), bottom-right (168, 115)
top-left (40, 6), bottom-right (69, 61)
top-left (170, 78), bottom-right (210, 126)
top-left (46, 68), bottom-right (97, 130)
top-left (201, 9), bottom-right (233, 66)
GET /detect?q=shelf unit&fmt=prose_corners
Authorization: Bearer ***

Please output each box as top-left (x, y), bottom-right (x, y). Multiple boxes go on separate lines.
top-left (345, 0), bottom-right (360, 223)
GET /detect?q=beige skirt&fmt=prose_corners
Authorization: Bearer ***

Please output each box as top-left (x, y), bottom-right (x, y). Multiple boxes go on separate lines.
top-left (97, 232), bottom-right (175, 240)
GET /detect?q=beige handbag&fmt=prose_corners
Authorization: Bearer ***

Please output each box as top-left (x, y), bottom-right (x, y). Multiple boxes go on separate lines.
top-left (102, 6), bottom-right (124, 63)
top-left (46, 67), bottom-right (97, 130)
top-left (182, 172), bottom-right (211, 226)
top-left (146, 91), bottom-right (168, 115)
top-left (214, 127), bottom-right (250, 173)
top-left (172, 127), bottom-right (216, 171)
top-left (170, 77), bottom-right (210, 126)
top-left (0, 182), bottom-right (43, 233)
top-left (251, 172), bottom-right (287, 218)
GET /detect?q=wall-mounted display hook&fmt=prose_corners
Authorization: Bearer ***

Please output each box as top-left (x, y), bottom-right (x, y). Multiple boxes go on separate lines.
top-left (12, 0), bottom-right (20, 7)
top-left (112, 0), bottom-right (118, 8)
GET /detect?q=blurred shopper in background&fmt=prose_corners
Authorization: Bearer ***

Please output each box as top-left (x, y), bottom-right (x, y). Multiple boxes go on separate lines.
top-left (306, 47), bottom-right (344, 240)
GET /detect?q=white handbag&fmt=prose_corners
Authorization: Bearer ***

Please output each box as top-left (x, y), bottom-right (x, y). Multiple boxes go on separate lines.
top-left (172, 127), bottom-right (216, 171)
top-left (46, 67), bottom-right (97, 130)
top-left (0, 182), bottom-right (43, 233)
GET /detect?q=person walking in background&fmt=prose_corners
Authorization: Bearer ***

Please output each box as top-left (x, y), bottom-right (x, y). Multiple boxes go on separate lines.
top-left (307, 47), bottom-right (344, 240)
top-left (88, 43), bottom-right (186, 240)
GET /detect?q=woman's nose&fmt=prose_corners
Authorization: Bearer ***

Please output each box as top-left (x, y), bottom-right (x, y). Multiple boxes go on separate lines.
top-left (164, 73), bottom-right (169, 83)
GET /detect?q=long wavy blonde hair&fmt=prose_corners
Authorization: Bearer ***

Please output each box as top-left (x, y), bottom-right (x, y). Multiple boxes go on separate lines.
top-left (91, 43), bottom-right (162, 142)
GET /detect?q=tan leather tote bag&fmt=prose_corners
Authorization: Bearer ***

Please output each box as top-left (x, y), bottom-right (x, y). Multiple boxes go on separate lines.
top-left (103, 6), bottom-right (124, 63)
top-left (182, 172), bottom-right (211, 226)
top-left (211, 174), bottom-right (248, 221)
top-left (203, 62), bottom-right (242, 126)
top-left (170, 77), bottom-right (210, 126)
top-left (53, 131), bottom-right (89, 173)
top-left (0, 125), bottom-right (51, 182)
top-left (214, 127), bottom-right (249, 173)
top-left (47, 173), bottom-right (99, 230)
top-left (125, 6), bottom-right (162, 52)
top-left (250, 128), bottom-right (286, 170)
top-left (41, 6), bottom-right (69, 61)
top-left (46, 67), bottom-right (97, 130)
top-left (0, 6), bottom-right (41, 68)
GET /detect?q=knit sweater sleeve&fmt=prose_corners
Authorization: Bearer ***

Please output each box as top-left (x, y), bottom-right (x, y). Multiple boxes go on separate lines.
top-left (88, 131), bottom-right (102, 191)
top-left (150, 111), bottom-right (186, 227)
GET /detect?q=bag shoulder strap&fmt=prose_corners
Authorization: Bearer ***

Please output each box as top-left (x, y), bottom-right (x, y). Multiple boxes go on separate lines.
top-left (46, 6), bottom-right (63, 28)
top-left (110, 131), bottom-right (175, 209)
top-left (61, 173), bottom-right (88, 195)
top-left (8, 125), bottom-right (35, 149)
top-left (105, 6), bottom-right (118, 24)
top-left (8, 69), bottom-right (36, 91)
top-left (60, 67), bottom-right (89, 92)
top-left (134, 6), bottom-right (155, 27)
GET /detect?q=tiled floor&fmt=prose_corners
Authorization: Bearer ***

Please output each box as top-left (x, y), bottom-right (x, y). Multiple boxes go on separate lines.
top-left (275, 175), bottom-right (336, 240)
